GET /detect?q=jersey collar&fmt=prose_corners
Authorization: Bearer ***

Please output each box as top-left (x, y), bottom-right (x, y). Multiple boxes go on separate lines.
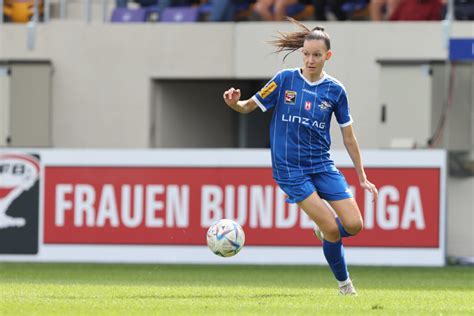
top-left (298, 68), bottom-right (327, 86)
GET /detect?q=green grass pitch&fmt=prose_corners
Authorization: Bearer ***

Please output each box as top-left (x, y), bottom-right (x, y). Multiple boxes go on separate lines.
top-left (0, 262), bottom-right (473, 315)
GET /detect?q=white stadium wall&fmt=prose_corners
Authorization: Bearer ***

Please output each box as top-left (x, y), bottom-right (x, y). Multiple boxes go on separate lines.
top-left (447, 177), bottom-right (474, 259)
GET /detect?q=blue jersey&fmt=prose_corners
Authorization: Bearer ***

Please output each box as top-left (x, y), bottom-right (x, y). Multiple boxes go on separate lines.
top-left (252, 68), bottom-right (353, 180)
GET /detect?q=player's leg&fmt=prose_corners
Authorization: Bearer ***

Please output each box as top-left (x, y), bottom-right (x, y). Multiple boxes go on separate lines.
top-left (318, 200), bottom-right (359, 295)
top-left (297, 192), bottom-right (340, 242)
top-left (277, 175), bottom-right (354, 294)
top-left (310, 171), bottom-right (359, 295)
top-left (311, 171), bottom-right (360, 239)
top-left (314, 170), bottom-right (364, 237)
top-left (308, 200), bottom-right (336, 241)
top-left (298, 193), bottom-right (354, 293)
top-left (277, 176), bottom-right (339, 241)
top-left (327, 197), bottom-right (363, 236)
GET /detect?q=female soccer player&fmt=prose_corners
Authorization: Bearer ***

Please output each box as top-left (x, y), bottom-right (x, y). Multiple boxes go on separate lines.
top-left (222, 17), bottom-right (378, 295)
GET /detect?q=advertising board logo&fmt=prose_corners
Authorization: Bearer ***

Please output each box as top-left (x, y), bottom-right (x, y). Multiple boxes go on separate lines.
top-left (0, 153), bottom-right (40, 254)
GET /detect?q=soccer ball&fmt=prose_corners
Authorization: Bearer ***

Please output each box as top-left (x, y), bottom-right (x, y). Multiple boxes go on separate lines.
top-left (206, 219), bottom-right (245, 257)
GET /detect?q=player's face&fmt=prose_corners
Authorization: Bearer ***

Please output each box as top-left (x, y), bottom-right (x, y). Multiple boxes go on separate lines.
top-left (301, 39), bottom-right (332, 76)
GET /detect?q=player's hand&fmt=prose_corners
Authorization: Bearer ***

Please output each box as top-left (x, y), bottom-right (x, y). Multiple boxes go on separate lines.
top-left (360, 179), bottom-right (378, 203)
top-left (223, 88), bottom-right (241, 107)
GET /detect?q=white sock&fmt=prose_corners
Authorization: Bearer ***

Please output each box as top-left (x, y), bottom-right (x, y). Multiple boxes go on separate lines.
top-left (337, 278), bottom-right (351, 287)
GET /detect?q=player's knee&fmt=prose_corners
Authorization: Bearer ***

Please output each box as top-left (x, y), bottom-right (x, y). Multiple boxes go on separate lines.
top-left (346, 218), bottom-right (363, 235)
top-left (322, 224), bottom-right (340, 242)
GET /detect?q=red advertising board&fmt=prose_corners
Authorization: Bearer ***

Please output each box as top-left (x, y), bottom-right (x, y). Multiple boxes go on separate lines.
top-left (44, 166), bottom-right (440, 248)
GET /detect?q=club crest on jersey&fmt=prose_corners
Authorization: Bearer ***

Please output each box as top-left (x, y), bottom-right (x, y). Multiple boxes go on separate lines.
top-left (318, 101), bottom-right (332, 111)
top-left (284, 90), bottom-right (297, 104)
top-left (259, 81), bottom-right (277, 99)
top-left (304, 101), bottom-right (312, 111)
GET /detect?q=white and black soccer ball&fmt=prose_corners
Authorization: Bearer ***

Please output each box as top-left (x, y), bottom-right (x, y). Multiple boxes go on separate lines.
top-left (206, 219), bottom-right (245, 258)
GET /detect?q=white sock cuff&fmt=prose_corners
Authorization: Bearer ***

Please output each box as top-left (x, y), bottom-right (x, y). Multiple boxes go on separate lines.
top-left (337, 278), bottom-right (351, 287)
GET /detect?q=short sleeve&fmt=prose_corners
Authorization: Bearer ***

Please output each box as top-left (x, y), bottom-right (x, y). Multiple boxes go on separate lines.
top-left (251, 71), bottom-right (283, 112)
top-left (334, 88), bottom-right (353, 127)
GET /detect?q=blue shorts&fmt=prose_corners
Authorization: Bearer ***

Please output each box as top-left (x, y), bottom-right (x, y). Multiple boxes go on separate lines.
top-left (276, 170), bottom-right (353, 203)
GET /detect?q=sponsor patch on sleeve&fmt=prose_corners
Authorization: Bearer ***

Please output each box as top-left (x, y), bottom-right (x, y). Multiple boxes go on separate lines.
top-left (259, 81), bottom-right (277, 99)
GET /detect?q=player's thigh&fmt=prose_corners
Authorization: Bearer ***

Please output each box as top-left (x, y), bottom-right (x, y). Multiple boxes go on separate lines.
top-left (311, 170), bottom-right (363, 234)
top-left (327, 198), bottom-right (363, 234)
top-left (297, 192), bottom-right (339, 240)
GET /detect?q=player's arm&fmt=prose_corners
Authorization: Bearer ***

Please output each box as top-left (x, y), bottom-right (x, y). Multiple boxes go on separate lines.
top-left (223, 87), bottom-right (258, 114)
top-left (341, 125), bottom-right (378, 202)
